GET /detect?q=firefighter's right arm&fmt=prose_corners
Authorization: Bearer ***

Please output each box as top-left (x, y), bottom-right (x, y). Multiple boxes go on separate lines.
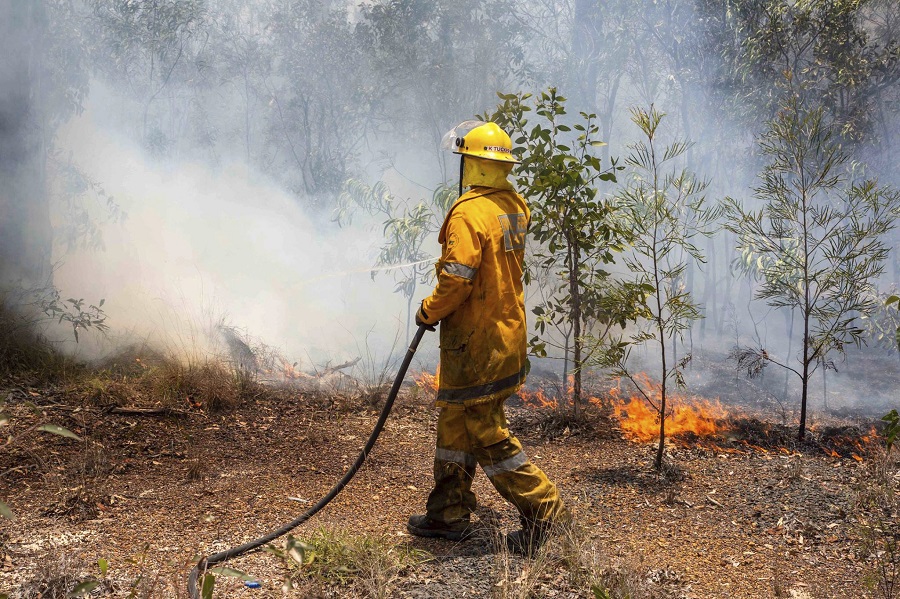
top-left (417, 211), bottom-right (482, 324)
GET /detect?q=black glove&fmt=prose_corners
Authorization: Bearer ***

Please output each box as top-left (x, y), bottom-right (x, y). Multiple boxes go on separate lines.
top-left (415, 304), bottom-right (436, 331)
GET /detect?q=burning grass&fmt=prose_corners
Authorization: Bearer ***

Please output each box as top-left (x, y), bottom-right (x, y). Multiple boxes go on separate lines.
top-left (816, 425), bottom-right (882, 461)
top-left (607, 374), bottom-right (730, 443)
top-left (518, 383), bottom-right (563, 410)
top-left (413, 365), bottom-right (439, 396)
top-left (402, 365), bottom-right (887, 463)
top-left (514, 373), bottom-right (730, 447)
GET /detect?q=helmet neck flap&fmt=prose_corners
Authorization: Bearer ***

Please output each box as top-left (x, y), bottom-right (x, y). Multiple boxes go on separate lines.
top-left (461, 155), bottom-right (514, 192)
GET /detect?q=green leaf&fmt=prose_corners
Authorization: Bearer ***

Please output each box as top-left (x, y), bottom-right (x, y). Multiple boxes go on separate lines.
top-left (286, 536), bottom-right (311, 565)
top-left (98, 558), bottom-right (109, 576)
top-left (209, 567), bottom-right (256, 582)
top-left (201, 573), bottom-right (215, 599)
top-left (67, 580), bottom-right (100, 597)
top-left (882, 410), bottom-right (900, 451)
top-left (591, 585), bottom-right (612, 599)
top-left (590, 141), bottom-right (608, 147)
top-left (37, 424), bottom-right (81, 441)
top-left (0, 500), bottom-right (14, 520)
top-left (887, 295), bottom-right (900, 307)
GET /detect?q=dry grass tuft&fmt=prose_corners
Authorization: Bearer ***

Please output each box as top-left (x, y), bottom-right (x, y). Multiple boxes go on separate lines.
top-left (18, 547), bottom-right (112, 599)
top-left (75, 355), bottom-right (263, 413)
top-left (490, 520), bottom-right (692, 599)
top-left (0, 301), bottom-right (80, 382)
top-left (856, 446), bottom-right (900, 599)
top-left (279, 527), bottom-right (430, 599)
top-left (78, 376), bottom-right (141, 408)
top-left (148, 359), bottom-right (243, 412)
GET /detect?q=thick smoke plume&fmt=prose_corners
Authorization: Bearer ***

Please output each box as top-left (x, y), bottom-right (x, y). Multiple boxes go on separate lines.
top-left (50, 91), bottom-right (426, 367)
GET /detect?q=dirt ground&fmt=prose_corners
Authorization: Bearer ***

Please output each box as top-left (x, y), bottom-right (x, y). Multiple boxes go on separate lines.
top-left (0, 370), bottom-right (895, 599)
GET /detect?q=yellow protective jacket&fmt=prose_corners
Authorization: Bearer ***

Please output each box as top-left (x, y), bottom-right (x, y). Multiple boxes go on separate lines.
top-left (418, 186), bottom-right (530, 406)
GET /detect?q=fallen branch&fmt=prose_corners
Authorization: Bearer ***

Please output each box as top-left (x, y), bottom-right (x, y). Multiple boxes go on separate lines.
top-left (706, 495), bottom-right (723, 508)
top-left (322, 357), bottom-right (361, 375)
top-left (109, 406), bottom-right (188, 417)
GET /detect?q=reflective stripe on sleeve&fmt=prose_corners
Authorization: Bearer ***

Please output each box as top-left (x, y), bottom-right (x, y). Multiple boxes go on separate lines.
top-left (435, 448), bottom-right (477, 468)
top-left (482, 451), bottom-right (529, 478)
top-left (442, 262), bottom-right (478, 280)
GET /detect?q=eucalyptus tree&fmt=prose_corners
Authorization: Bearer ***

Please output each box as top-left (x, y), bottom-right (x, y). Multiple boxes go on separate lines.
top-left (598, 106), bottom-right (717, 471)
top-left (489, 89), bottom-right (640, 414)
top-left (0, 0), bottom-right (90, 286)
top-left (87, 0), bottom-right (208, 149)
top-left (262, 1), bottom-right (374, 201)
top-left (710, 0), bottom-right (900, 146)
top-left (865, 0), bottom-right (900, 179)
top-left (724, 96), bottom-right (900, 441)
top-left (509, 0), bottom-right (641, 168)
top-left (358, 0), bottom-right (525, 181)
top-left (205, 0), bottom-right (274, 169)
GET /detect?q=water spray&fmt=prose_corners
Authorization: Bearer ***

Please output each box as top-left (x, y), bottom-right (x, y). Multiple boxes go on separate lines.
top-left (186, 323), bottom-right (429, 598)
top-left (290, 256), bottom-right (437, 287)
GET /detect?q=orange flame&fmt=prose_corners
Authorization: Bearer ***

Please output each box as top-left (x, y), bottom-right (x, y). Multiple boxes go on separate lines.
top-left (611, 375), bottom-right (728, 442)
top-left (821, 426), bottom-right (879, 461)
top-left (518, 385), bottom-right (559, 409)
top-left (282, 360), bottom-right (305, 380)
top-left (414, 365), bottom-right (440, 394)
top-left (516, 374), bottom-right (611, 410)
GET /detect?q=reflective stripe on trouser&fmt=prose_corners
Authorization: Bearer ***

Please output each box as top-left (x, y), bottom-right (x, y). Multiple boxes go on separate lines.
top-left (425, 397), bottom-right (565, 526)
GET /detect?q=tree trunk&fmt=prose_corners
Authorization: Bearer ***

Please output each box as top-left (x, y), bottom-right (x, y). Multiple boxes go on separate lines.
top-left (799, 313), bottom-right (810, 441)
top-left (655, 274), bottom-right (667, 471)
top-left (561, 332), bottom-right (570, 416)
top-left (405, 291), bottom-right (414, 346)
top-left (0, 2), bottom-right (53, 288)
top-left (572, 0), bottom-right (602, 110)
top-left (568, 240), bottom-right (583, 416)
top-left (656, 328), bottom-right (668, 471)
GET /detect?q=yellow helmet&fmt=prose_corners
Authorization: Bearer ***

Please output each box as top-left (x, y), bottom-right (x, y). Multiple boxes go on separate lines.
top-left (444, 121), bottom-right (520, 164)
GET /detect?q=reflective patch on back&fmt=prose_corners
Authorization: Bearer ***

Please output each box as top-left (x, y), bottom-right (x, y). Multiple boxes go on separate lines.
top-left (497, 213), bottom-right (527, 251)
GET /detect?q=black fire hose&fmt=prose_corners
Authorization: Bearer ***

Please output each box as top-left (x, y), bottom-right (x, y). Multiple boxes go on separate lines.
top-left (187, 324), bottom-right (429, 598)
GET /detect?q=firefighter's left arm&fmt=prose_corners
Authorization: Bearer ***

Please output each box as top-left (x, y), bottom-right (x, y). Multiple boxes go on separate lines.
top-left (417, 211), bottom-right (482, 324)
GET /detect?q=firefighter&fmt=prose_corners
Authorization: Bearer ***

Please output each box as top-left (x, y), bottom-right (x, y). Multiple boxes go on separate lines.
top-left (407, 121), bottom-right (569, 554)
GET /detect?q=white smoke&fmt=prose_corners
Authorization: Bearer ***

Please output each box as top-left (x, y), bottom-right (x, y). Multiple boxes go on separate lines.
top-left (50, 91), bottom-right (435, 369)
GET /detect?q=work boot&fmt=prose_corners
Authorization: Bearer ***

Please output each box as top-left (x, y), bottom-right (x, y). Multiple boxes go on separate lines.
top-left (505, 523), bottom-right (548, 557)
top-left (505, 514), bottom-right (570, 557)
top-left (407, 514), bottom-right (471, 541)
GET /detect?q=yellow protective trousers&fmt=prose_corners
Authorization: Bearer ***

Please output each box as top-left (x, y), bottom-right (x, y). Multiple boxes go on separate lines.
top-left (425, 396), bottom-right (566, 526)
